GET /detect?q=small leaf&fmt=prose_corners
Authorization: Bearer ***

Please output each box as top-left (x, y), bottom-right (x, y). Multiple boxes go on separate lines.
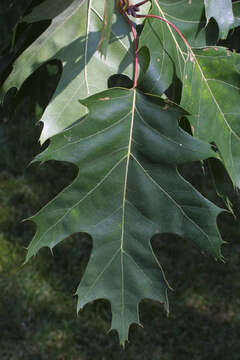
top-left (26, 88), bottom-right (223, 345)
top-left (204, 0), bottom-right (234, 39)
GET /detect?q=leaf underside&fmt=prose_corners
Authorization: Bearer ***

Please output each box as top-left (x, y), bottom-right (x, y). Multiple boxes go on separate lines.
top-left (1, 0), bottom-right (133, 143)
top-left (26, 88), bottom-right (223, 345)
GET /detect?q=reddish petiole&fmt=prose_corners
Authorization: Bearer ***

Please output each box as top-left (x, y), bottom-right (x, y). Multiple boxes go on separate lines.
top-left (118, 0), bottom-right (191, 88)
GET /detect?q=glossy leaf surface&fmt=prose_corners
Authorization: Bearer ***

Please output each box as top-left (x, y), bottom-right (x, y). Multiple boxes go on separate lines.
top-left (26, 88), bottom-right (223, 345)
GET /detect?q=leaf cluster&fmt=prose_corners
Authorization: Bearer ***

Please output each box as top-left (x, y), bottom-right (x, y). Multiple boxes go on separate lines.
top-left (1, 0), bottom-right (240, 345)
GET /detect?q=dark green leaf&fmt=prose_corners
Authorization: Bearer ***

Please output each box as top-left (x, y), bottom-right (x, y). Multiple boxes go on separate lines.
top-left (26, 88), bottom-right (223, 345)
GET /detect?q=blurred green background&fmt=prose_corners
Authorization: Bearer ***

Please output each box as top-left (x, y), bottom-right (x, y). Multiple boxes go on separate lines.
top-left (1, 1), bottom-right (240, 359)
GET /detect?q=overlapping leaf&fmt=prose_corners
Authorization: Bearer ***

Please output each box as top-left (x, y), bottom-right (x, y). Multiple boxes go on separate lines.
top-left (26, 87), bottom-right (223, 345)
top-left (138, 0), bottom-right (240, 94)
top-left (1, 0), bottom-right (133, 143)
top-left (204, 0), bottom-right (234, 39)
top-left (138, 0), bottom-right (187, 95)
top-left (142, 0), bottom-right (218, 48)
top-left (181, 47), bottom-right (240, 187)
top-left (138, 0), bottom-right (218, 95)
top-left (139, 0), bottom-right (240, 186)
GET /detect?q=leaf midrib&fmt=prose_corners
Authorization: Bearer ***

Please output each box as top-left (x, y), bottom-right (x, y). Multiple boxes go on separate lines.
top-left (120, 89), bottom-right (137, 322)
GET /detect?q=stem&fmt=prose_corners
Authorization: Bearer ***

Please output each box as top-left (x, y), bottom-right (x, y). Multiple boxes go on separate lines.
top-left (124, 14), bottom-right (139, 88)
top-left (136, 14), bottom-right (191, 50)
top-left (119, 3), bottom-right (192, 88)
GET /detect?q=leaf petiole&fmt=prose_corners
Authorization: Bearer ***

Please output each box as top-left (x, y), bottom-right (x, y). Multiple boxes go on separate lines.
top-left (136, 14), bottom-right (191, 50)
top-left (119, 1), bottom-right (191, 88)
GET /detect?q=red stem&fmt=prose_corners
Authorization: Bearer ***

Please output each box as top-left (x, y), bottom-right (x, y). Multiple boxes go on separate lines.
top-left (124, 14), bottom-right (139, 88)
top-left (136, 14), bottom-right (191, 50)
top-left (121, 7), bottom-right (192, 88)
